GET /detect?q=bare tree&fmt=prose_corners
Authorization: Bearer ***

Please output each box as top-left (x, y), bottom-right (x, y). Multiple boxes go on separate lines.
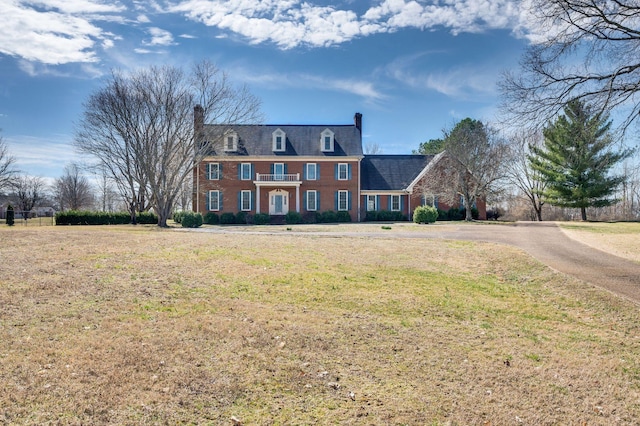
top-left (364, 142), bottom-right (383, 155)
top-left (93, 165), bottom-right (120, 212)
top-left (501, 0), bottom-right (640, 131)
top-left (11, 174), bottom-right (45, 217)
top-left (0, 133), bottom-right (16, 191)
top-left (505, 130), bottom-right (548, 221)
top-left (420, 119), bottom-right (509, 220)
top-left (74, 61), bottom-right (263, 227)
top-left (53, 163), bottom-right (94, 211)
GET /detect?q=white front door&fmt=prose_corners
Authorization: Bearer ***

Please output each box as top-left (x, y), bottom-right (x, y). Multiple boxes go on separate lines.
top-left (269, 190), bottom-right (288, 215)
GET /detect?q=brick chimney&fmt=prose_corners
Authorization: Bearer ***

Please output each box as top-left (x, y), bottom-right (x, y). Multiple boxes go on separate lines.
top-left (354, 112), bottom-right (362, 132)
top-left (194, 104), bottom-right (204, 134)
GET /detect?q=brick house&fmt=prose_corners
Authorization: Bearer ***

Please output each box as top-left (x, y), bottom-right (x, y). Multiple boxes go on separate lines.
top-left (192, 108), bottom-right (486, 221)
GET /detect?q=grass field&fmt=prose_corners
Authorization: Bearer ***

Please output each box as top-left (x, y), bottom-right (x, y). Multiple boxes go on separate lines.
top-left (560, 222), bottom-right (640, 264)
top-left (1, 225), bottom-right (639, 425)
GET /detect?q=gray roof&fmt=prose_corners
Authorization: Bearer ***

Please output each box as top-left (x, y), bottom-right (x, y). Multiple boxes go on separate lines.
top-left (361, 155), bottom-right (435, 191)
top-left (203, 124), bottom-right (363, 157)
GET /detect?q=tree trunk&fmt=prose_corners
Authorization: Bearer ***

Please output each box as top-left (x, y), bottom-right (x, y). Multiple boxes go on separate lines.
top-left (581, 207), bottom-right (587, 221)
top-left (535, 206), bottom-right (543, 221)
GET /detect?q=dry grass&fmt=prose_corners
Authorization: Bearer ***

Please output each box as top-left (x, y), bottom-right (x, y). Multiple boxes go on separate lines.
top-left (1, 225), bottom-right (640, 425)
top-left (560, 222), bottom-right (640, 263)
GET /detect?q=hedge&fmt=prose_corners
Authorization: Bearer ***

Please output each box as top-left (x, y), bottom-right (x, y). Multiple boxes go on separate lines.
top-left (55, 210), bottom-right (158, 225)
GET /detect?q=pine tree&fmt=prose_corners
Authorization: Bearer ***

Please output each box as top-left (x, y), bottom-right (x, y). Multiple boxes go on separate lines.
top-left (530, 100), bottom-right (632, 220)
top-left (6, 204), bottom-right (14, 226)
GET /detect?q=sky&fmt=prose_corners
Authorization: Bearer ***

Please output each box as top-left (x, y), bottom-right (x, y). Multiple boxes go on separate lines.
top-left (0, 0), bottom-right (540, 182)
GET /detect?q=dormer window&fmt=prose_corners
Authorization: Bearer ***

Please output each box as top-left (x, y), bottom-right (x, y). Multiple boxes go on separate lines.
top-left (320, 128), bottom-right (334, 152)
top-left (224, 131), bottom-right (238, 152)
top-left (272, 129), bottom-right (286, 152)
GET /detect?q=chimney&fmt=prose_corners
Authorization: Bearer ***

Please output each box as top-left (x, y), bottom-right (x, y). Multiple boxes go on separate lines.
top-left (194, 105), bottom-right (204, 133)
top-left (354, 112), bottom-right (362, 132)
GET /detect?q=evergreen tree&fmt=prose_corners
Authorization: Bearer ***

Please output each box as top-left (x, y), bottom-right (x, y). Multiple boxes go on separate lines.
top-left (530, 100), bottom-right (632, 221)
top-left (6, 204), bottom-right (14, 226)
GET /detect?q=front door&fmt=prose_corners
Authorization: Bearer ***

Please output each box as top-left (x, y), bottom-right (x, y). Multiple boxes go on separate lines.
top-left (269, 190), bottom-right (288, 215)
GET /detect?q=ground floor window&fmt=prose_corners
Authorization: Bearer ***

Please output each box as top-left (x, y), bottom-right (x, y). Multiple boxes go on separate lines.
top-left (240, 190), bottom-right (252, 211)
top-left (337, 190), bottom-right (349, 211)
top-left (366, 195), bottom-right (376, 211)
top-left (390, 195), bottom-right (401, 211)
top-left (306, 190), bottom-right (318, 211)
top-left (209, 190), bottom-right (222, 211)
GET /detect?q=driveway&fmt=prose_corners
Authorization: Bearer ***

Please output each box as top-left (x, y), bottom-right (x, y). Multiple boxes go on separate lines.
top-left (195, 222), bottom-right (640, 304)
top-left (428, 222), bottom-right (640, 304)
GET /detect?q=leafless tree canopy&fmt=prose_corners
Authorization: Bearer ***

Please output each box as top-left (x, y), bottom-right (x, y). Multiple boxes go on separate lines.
top-left (364, 142), bottom-right (383, 155)
top-left (0, 134), bottom-right (17, 192)
top-left (500, 0), bottom-right (640, 130)
top-left (54, 163), bottom-right (94, 211)
top-left (419, 119), bottom-right (509, 220)
top-left (74, 61), bottom-right (263, 227)
top-left (11, 174), bottom-right (45, 215)
top-left (504, 130), bottom-right (548, 221)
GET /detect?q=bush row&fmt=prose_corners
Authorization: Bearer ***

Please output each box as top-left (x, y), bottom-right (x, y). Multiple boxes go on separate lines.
top-left (436, 207), bottom-right (479, 221)
top-left (55, 210), bottom-right (158, 225)
top-left (173, 210), bottom-right (353, 228)
top-left (364, 210), bottom-right (407, 222)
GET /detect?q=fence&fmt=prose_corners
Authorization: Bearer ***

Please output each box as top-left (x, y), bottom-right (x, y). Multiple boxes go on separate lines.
top-left (0, 210), bottom-right (55, 226)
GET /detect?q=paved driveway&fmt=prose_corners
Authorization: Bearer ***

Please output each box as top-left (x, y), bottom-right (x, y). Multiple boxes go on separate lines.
top-left (407, 222), bottom-right (640, 304)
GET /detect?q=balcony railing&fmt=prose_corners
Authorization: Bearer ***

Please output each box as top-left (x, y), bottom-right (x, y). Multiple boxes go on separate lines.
top-left (255, 173), bottom-right (300, 182)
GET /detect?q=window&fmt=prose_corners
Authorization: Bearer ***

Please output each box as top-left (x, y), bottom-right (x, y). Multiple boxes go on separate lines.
top-left (337, 190), bottom-right (349, 211)
top-left (272, 129), bottom-right (286, 152)
top-left (209, 190), bottom-right (221, 211)
top-left (337, 163), bottom-right (349, 180)
top-left (366, 195), bottom-right (377, 211)
top-left (207, 163), bottom-right (220, 180)
top-left (273, 163), bottom-right (285, 180)
top-left (306, 163), bottom-right (318, 180)
top-left (321, 129), bottom-right (334, 152)
top-left (224, 132), bottom-right (238, 152)
top-left (390, 195), bottom-right (401, 211)
top-left (306, 190), bottom-right (318, 211)
top-left (240, 190), bottom-right (252, 211)
top-left (240, 163), bottom-right (252, 180)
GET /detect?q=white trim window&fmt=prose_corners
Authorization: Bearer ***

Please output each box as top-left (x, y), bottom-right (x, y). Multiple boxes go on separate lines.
top-left (321, 128), bottom-right (334, 152)
top-left (366, 195), bottom-right (377, 211)
top-left (207, 163), bottom-right (220, 180)
top-left (209, 190), bottom-right (221, 211)
top-left (240, 163), bottom-right (252, 181)
top-left (390, 195), bottom-right (401, 211)
top-left (240, 190), bottom-right (252, 211)
top-left (224, 132), bottom-right (238, 152)
top-left (306, 190), bottom-right (318, 211)
top-left (337, 163), bottom-right (348, 180)
top-left (306, 163), bottom-right (318, 180)
top-left (272, 129), bottom-right (286, 152)
top-left (338, 190), bottom-right (349, 211)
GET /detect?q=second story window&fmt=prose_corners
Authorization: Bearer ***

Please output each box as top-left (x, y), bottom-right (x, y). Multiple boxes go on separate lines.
top-left (240, 163), bottom-right (252, 180)
top-left (207, 163), bottom-right (221, 180)
top-left (337, 163), bottom-right (349, 180)
top-left (272, 129), bottom-right (286, 152)
top-left (306, 163), bottom-right (318, 180)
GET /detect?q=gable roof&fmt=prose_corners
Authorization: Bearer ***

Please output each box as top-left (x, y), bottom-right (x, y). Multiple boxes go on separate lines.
top-left (361, 154), bottom-right (436, 191)
top-left (203, 124), bottom-right (363, 157)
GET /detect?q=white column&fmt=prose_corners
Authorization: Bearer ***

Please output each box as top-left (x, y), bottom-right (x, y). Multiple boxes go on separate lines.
top-left (256, 185), bottom-right (261, 213)
top-left (296, 186), bottom-right (300, 213)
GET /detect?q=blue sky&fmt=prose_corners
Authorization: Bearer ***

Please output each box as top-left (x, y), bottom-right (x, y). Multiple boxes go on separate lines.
top-left (0, 0), bottom-right (537, 182)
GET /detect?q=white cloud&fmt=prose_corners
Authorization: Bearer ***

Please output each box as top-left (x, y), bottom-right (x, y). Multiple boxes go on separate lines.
top-left (169, 0), bottom-right (535, 49)
top-left (0, 0), bottom-right (124, 65)
top-left (144, 27), bottom-right (175, 46)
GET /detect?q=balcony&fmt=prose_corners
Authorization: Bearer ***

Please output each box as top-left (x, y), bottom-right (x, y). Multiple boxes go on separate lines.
top-left (255, 173), bottom-right (300, 182)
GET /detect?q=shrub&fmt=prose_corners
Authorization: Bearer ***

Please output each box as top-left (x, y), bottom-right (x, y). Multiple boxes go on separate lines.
top-left (220, 212), bottom-right (236, 224)
top-left (55, 210), bottom-right (158, 225)
top-left (253, 213), bottom-right (270, 225)
top-left (317, 210), bottom-right (337, 223)
top-left (336, 211), bottom-right (352, 222)
top-left (203, 212), bottom-right (219, 225)
top-left (181, 212), bottom-right (203, 228)
top-left (137, 212), bottom-right (159, 224)
top-left (302, 212), bottom-right (318, 224)
top-left (285, 211), bottom-right (302, 224)
top-left (413, 205), bottom-right (438, 224)
top-left (173, 211), bottom-right (185, 224)
top-left (236, 211), bottom-right (247, 224)
top-left (6, 205), bottom-right (14, 226)
top-left (365, 210), bottom-right (378, 221)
